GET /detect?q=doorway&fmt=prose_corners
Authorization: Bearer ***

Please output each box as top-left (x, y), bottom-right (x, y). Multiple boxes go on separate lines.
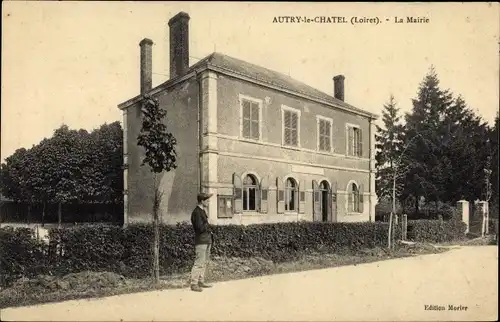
top-left (319, 181), bottom-right (330, 222)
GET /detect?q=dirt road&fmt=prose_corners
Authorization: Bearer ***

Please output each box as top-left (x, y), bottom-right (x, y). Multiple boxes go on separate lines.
top-left (1, 246), bottom-right (497, 321)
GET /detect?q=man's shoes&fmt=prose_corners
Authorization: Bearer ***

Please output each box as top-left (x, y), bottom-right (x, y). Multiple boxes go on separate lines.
top-left (198, 282), bottom-right (212, 288)
top-left (190, 284), bottom-right (203, 292)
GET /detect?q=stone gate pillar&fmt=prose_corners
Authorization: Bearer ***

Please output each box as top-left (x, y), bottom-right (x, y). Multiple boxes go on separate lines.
top-left (477, 201), bottom-right (489, 236)
top-left (457, 200), bottom-right (469, 234)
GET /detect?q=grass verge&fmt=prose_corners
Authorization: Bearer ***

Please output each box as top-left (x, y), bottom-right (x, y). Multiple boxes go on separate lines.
top-left (0, 242), bottom-right (451, 310)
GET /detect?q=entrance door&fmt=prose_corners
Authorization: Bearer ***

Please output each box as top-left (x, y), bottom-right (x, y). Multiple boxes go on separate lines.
top-left (319, 181), bottom-right (330, 222)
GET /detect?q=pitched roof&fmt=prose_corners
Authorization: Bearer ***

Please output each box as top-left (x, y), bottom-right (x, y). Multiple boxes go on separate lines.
top-left (189, 52), bottom-right (377, 118)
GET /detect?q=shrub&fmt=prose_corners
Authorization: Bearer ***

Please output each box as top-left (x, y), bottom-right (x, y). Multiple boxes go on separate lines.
top-left (0, 218), bottom-right (466, 287)
top-left (0, 227), bottom-right (49, 286)
top-left (406, 219), bottom-right (467, 243)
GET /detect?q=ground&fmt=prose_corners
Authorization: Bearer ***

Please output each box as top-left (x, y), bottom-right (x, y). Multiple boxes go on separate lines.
top-left (1, 246), bottom-right (497, 321)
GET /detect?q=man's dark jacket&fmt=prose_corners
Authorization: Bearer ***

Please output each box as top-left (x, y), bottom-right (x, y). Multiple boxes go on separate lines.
top-left (191, 206), bottom-right (213, 245)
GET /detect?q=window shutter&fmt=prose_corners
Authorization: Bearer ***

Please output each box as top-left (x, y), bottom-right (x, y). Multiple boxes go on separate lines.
top-left (291, 112), bottom-right (298, 146)
top-left (312, 180), bottom-right (320, 221)
top-left (348, 184), bottom-right (353, 213)
top-left (331, 180), bottom-right (338, 221)
top-left (327, 187), bottom-right (333, 222)
top-left (233, 173), bottom-right (243, 214)
top-left (299, 179), bottom-right (306, 214)
top-left (260, 175), bottom-right (269, 214)
top-left (277, 177), bottom-right (285, 214)
top-left (359, 183), bottom-right (364, 213)
top-left (358, 129), bottom-right (363, 157)
top-left (325, 122), bottom-right (331, 151)
top-left (348, 127), bottom-right (354, 156)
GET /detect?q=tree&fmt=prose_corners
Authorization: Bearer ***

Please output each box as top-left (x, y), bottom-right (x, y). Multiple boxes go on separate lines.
top-left (490, 113), bottom-right (499, 211)
top-left (375, 94), bottom-right (405, 205)
top-left (0, 123), bottom-right (124, 225)
top-left (402, 66), bottom-right (454, 212)
top-left (137, 94), bottom-right (178, 285)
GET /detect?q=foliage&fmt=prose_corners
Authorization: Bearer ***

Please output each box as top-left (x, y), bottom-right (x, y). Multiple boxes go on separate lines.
top-left (406, 219), bottom-right (467, 243)
top-left (0, 219), bottom-right (467, 287)
top-left (395, 66), bottom-right (493, 211)
top-left (137, 94), bottom-right (177, 174)
top-left (0, 227), bottom-right (49, 286)
top-left (375, 94), bottom-right (405, 202)
top-left (0, 123), bottom-right (123, 219)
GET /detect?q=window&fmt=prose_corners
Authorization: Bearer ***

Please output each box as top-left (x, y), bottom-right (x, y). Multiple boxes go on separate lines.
top-left (282, 106), bottom-right (300, 147)
top-left (347, 124), bottom-right (362, 157)
top-left (348, 182), bottom-right (360, 213)
top-left (240, 96), bottom-right (262, 140)
top-left (285, 178), bottom-right (298, 212)
top-left (243, 174), bottom-right (259, 211)
top-left (317, 116), bottom-right (332, 152)
top-left (218, 195), bottom-right (233, 218)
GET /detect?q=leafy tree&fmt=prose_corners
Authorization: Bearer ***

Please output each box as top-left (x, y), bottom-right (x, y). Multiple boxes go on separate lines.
top-left (137, 94), bottom-right (178, 284)
top-left (0, 122), bottom-right (124, 224)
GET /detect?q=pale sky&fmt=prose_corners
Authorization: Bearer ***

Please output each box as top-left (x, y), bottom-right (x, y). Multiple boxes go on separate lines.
top-left (2, 2), bottom-right (499, 162)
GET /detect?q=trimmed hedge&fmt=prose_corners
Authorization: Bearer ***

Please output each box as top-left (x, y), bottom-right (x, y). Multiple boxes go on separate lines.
top-left (0, 227), bottom-right (49, 286)
top-left (407, 219), bottom-right (467, 243)
top-left (0, 218), bottom-right (467, 287)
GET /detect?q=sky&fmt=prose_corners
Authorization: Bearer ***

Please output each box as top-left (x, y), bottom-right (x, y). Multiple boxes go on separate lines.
top-left (2, 2), bottom-right (499, 162)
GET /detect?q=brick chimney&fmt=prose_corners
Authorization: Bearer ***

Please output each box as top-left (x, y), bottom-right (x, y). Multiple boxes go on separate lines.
top-left (333, 75), bottom-right (345, 101)
top-left (168, 12), bottom-right (190, 79)
top-left (139, 38), bottom-right (153, 94)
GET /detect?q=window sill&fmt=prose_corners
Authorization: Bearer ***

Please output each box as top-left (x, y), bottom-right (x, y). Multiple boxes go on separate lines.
top-left (345, 154), bottom-right (364, 160)
top-left (281, 145), bottom-right (301, 151)
top-left (284, 212), bottom-right (299, 216)
top-left (347, 212), bottom-right (364, 216)
top-left (316, 149), bottom-right (334, 156)
top-left (240, 212), bottom-right (263, 216)
top-left (238, 137), bottom-right (263, 144)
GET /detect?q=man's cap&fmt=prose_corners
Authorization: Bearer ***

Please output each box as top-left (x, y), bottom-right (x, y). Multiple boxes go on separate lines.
top-left (197, 192), bottom-right (213, 202)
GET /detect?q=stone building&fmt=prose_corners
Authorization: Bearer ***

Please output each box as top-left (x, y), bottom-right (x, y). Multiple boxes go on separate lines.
top-left (118, 12), bottom-right (379, 226)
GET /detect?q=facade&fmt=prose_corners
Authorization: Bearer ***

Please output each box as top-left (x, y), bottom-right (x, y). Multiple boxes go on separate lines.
top-left (118, 12), bottom-right (379, 226)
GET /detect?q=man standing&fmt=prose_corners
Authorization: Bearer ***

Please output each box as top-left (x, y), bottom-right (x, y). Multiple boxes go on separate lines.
top-left (190, 192), bottom-right (214, 292)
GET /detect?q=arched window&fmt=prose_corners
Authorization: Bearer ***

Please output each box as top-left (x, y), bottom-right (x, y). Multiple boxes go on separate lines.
top-left (243, 174), bottom-right (259, 211)
top-left (348, 182), bottom-right (360, 213)
top-left (285, 178), bottom-right (298, 212)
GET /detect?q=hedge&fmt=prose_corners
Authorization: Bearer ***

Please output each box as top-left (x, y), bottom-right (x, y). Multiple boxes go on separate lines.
top-left (0, 219), bottom-right (467, 287)
top-left (407, 219), bottom-right (467, 243)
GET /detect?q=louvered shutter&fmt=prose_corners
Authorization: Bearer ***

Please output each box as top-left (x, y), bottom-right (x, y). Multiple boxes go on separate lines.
top-left (299, 179), bottom-right (306, 214)
top-left (348, 127), bottom-right (354, 156)
top-left (348, 183), bottom-right (353, 213)
top-left (251, 102), bottom-right (260, 140)
top-left (358, 129), bottom-right (363, 157)
top-left (242, 101), bottom-right (251, 138)
top-left (284, 111), bottom-right (291, 145)
top-left (313, 180), bottom-right (320, 221)
top-left (319, 120), bottom-right (325, 151)
top-left (291, 112), bottom-right (298, 146)
top-left (260, 175), bottom-right (269, 214)
top-left (277, 177), bottom-right (285, 214)
top-left (359, 183), bottom-right (364, 213)
top-left (233, 173), bottom-right (243, 214)
top-left (325, 121), bottom-right (331, 151)
top-left (331, 180), bottom-right (338, 221)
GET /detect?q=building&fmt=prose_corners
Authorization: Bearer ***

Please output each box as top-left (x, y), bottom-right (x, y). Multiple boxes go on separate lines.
top-left (118, 12), bottom-right (379, 226)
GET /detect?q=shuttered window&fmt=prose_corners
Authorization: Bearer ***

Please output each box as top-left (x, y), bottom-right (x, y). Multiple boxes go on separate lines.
top-left (318, 118), bottom-right (332, 152)
top-left (283, 109), bottom-right (299, 147)
top-left (348, 182), bottom-right (361, 213)
top-left (347, 125), bottom-right (362, 157)
top-left (242, 99), bottom-right (260, 140)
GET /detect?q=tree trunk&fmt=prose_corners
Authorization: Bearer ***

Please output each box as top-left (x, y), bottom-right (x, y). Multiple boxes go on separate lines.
top-left (27, 204), bottom-right (32, 225)
top-left (152, 175), bottom-right (161, 285)
top-left (58, 202), bottom-right (62, 228)
top-left (42, 202), bottom-right (46, 227)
